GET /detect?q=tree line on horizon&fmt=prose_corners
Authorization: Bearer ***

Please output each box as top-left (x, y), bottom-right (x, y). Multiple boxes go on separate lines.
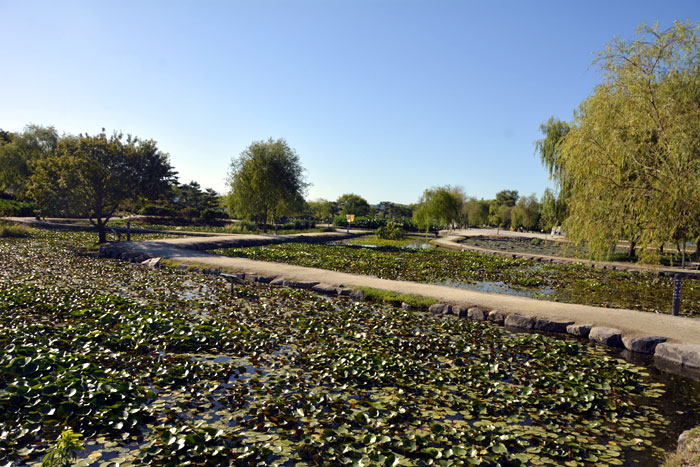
top-left (0, 127), bottom-right (555, 239)
top-left (2, 20), bottom-right (698, 260)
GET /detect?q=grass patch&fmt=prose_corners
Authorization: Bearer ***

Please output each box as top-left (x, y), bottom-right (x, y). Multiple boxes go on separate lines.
top-left (355, 286), bottom-right (438, 310)
top-left (0, 222), bottom-right (34, 238)
top-left (343, 234), bottom-right (431, 248)
top-left (663, 426), bottom-right (700, 467)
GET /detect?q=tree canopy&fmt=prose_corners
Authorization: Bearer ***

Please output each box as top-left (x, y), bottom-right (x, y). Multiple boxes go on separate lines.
top-left (0, 125), bottom-right (59, 199)
top-left (227, 138), bottom-right (308, 232)
top-left (413, 186), bottom-right (463, 232)
top-left (29, 131), bottom-right (175, 243)
top-left (555, 21), bottom-right (700, 261)
top-left (336, 193), bottom-right (371, 217)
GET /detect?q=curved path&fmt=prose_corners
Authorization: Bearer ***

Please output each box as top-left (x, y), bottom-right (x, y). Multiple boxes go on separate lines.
top-left (436, 231), bottom-right (700, 277)
top-left (99, 233), bottom-right (700, 354)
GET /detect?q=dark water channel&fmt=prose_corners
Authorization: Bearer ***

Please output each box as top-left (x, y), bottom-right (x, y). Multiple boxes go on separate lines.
top-left (506, 326), bottom-right (700, 466)
top-left (435, 279), bottom-right (556, 299)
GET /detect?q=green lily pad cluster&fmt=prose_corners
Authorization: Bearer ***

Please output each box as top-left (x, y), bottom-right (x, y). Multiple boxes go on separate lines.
top-left (0, 231), bottom-right (682, 465)
top-left (216, 243), bottom-right (700, 316)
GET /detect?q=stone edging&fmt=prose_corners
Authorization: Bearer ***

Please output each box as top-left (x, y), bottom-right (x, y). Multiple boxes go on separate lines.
top-left (140, 256), bottom-right (700, 456)
top-left (425, 303), bottom-right (700, 371)
top-left (139, 255), bottom-right (700, 372)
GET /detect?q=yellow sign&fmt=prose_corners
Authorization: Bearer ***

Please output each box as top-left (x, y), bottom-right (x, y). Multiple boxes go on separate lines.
top-left (346, 214), bottom-right (355, 222)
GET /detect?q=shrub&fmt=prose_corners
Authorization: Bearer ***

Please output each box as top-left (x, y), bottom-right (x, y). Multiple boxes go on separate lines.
top-left (530, 237), bottom-right (544, 246)
top-left (224, 221), bottom-right (258, 233)
top-left (278, 219), bottom-right (315, 231)
top-left (138, 205), bottom-right (178, 217)
top-left (0, 222), bottom-right (34, 238)
top-left (332, 217), bottom-right (418, 232)
top-left (376, 221), bottom-right (406, 240)
top-left (200, 208), bottom-right (228, 222)
top-left (0, 199), bottom-right (37, 217)
top-left (180, 207), bottom-right (199, 221)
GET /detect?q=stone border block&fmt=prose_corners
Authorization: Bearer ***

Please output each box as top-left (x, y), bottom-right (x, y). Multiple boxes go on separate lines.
top-left (566, 323), bottom-right (592, 338)
top-left (487, 310), bottom-right (509, 325)
top-left (534, 317), bottom-right (574, 333)
top-left (311, 283), bottom-right (338, 294)
top-left (622, 335), bottom-right (667, 355)
top-left (467, 307), bottom-right (486, 321)
top-left (654, 342), bottom-right (700, 370)
top-left (429, 303), bottom-right (451, 315)
top-left (589, 327), bottom-right (623, 347)
top-left (504, 313), bottom-right (536, 330)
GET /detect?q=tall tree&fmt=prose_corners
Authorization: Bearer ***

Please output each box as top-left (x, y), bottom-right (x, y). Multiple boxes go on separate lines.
top-left (413, 186), bottom-right (463, 232)
top-left (0, 125), bottom-right (59, 199)
top-left (464, 198), bottom-right (489, 227)
top-left (307, 198), bottom-right (336, 222)
top-left (227, 138), bottom-right (308, 232)
top-left (559, 21), bottom-right (700, 261)
top-left (511, 194), bottom-right (541, 231)
top-left (29, 131), bottom-right (176, 243)
top-left (494, 189), bottom-right (519, 207)
top-left (336, 193), bottom-right (371, 217)
top-left (535, 117), bottom-right (571, 228)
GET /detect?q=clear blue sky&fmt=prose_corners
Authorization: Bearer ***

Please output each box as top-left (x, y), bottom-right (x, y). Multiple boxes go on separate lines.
top-left (1, 1), bottom-right (698, 204)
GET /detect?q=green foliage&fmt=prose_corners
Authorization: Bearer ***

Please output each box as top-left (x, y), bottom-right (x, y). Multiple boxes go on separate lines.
top-left (0, 125), bottom-right (59, 199)
top-left (227, 138), bottom-right (308, 231)
top-left (0, 222), bottom-right (34, 238)
top-left (336, 193), bottom-right (371, 217)
top-left (333, 216), bottom-right (418, 231)
top-left (375, 201), bottom-right (413, 219)
top-left (530, 237), bottom-right (544, 246)
top-left (495, 189), bottom-right (519, 207)
top-left (464, 198), bottom-right (490, 227)
top-left (0, 197), bottom-right (37, 216)
top-left (539, 188), bottom-right (566, 232)
top-left (557, 21), bottom-right (700, 261)
top-left (0, 230), bottom-right (694, 465)
top-left (354, 286), bottom-right (438, 310)
top-left (413, 186), bottom-right (463, 231)
top-left (511, 194), bottom-right (541, 231)
top-left (375, 221), bottom-right (407, 240)
top-left (138, 204), bottom-right (179, 217)
top-left (29, 131), bottom-right (175, 243)
top-left (488, 203), bottom-right (512, 229)
top-left (224, 220), bottom-right (259, 233)
top-left (218, 242), bottom-right (700, 316)
top-left (307, 198), bottom-right (336, 221)
top-left (41, 429), bottom-right (84, 467)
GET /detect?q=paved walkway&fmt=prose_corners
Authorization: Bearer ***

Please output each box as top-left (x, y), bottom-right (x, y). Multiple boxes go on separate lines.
top-left (436, 231), bottom-right (700, 277)
top-left (99, 234), bottom-right (700, 348)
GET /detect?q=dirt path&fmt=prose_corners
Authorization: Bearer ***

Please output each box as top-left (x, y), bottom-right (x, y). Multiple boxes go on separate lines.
top-left (100, 235), bottom-right (700, 348)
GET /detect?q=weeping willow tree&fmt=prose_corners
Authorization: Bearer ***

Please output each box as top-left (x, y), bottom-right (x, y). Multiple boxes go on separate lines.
top-left (557, 21), bottom-right (700, 263)
top-left (413, 186), bottom-right (464, 234)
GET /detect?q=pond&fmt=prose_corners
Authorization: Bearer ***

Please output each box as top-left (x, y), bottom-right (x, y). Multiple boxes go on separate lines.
top-left (216, 242), bottom-right (700, 317)
top-left (2, 231), bottom-right (700, 466)
top-left (435, 279), bottom-right (556, 299)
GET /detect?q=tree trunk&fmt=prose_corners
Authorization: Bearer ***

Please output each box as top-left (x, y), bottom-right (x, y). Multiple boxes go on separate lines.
top-left (97, 220), bottom-right (107, 244)
top-left (682, 240), bottom-right (687, 268)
